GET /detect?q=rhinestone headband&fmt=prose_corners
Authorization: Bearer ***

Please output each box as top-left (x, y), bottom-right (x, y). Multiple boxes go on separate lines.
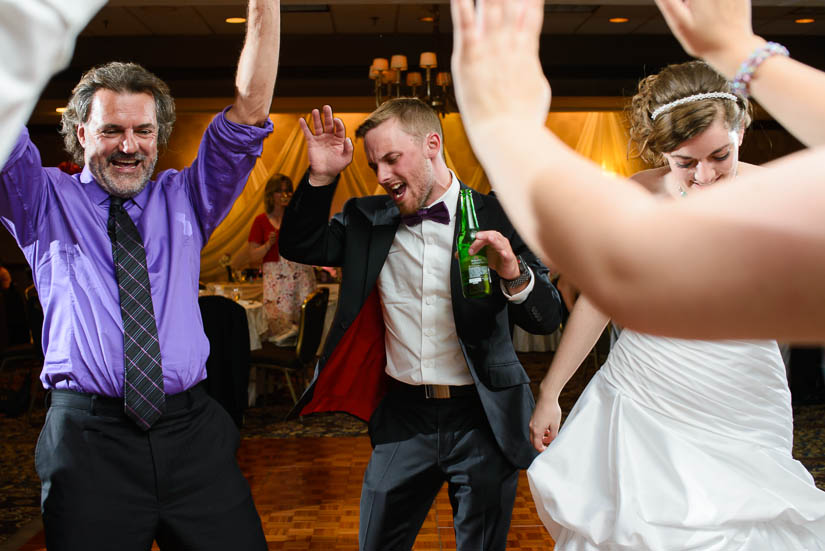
top-left (650, 92), bottom-right (739, 121)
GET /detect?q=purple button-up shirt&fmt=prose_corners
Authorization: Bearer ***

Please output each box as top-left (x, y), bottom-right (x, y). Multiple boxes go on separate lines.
top-left (0, 108), bottom-right (273, 396)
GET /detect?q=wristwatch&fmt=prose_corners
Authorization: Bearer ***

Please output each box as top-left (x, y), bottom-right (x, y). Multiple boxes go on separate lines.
top-left (503, 255), bottom-right (531, 293)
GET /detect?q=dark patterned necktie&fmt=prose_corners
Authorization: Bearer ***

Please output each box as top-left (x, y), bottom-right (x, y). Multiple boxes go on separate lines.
top-left (108, 196), bottom-right (165, 429)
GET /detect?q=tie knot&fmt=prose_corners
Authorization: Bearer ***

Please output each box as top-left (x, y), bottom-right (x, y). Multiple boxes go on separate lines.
top-left (109, 196), bottom-right (124, 211)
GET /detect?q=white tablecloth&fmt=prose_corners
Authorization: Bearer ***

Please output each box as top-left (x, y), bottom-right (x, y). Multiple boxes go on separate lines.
top-left (238, 300), bottom-right (267, 351)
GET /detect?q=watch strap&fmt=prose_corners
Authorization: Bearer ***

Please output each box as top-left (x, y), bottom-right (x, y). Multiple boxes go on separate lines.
top-left (503, 255), bottom-right (531, 292)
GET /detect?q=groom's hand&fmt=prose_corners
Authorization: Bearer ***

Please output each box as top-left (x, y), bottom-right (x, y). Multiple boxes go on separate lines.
top-left (469, 230), bottom-right (521, 280)
top-left (300, 104), bottom-right (353, 187)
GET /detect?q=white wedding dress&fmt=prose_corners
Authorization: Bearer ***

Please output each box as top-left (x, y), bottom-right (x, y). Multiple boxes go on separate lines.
top-left (528, 330), bottom-right (825, 550)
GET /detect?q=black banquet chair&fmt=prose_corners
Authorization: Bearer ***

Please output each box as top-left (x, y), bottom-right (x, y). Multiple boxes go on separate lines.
top-left (198, 295), bottom-right (250, 427)
top-left (0, 285), bottom-right (44, 420)
top-left (251, 286), bottom-right (329, 406)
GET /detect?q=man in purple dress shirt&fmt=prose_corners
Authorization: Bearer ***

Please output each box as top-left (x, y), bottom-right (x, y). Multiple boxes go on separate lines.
top-left (0, 1), bottom-right (280, 549)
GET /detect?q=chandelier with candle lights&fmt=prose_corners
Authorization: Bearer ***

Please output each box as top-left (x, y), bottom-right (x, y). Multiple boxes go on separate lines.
top-left (368, 6), bottom-right (455, 115)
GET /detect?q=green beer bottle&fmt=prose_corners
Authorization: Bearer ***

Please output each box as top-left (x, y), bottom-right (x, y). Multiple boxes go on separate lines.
top-left (457, 188), bottom-right (491, 298)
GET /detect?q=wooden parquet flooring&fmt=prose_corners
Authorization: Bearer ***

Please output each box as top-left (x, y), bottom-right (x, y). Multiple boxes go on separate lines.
top-left (243, 436), bottom-right (555, 550)
top-left (17, 436), bottom-right (554, 550)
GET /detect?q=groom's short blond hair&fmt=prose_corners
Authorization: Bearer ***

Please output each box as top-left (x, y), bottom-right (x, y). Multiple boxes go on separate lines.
top-left (355, 98), bottom-right (443, 144)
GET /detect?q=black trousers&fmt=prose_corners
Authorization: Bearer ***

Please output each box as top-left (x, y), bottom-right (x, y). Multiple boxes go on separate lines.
top-left (360, 383), bottom-right (519, 551)
top-left (35, 384), bottom-right (267, 551)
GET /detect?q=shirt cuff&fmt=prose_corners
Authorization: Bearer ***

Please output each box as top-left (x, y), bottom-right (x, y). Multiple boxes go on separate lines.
top-left (500, 265), bottom-right (534, 304)
top-left (212, 106), bottom-right (274, 155)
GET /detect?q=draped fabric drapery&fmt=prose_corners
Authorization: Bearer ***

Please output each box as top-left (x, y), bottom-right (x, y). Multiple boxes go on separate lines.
top-left (191, 111), bottom-right (646, 281)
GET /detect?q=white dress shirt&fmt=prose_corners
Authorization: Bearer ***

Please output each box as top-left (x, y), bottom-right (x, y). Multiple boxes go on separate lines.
top-left (0, 0), bottom-right (106, 167)
top-left (377, 172), bottom-right (533, 386)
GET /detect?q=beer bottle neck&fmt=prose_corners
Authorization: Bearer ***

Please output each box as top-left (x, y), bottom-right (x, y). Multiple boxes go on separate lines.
top-left (460, 189), bottom-right (479, 231)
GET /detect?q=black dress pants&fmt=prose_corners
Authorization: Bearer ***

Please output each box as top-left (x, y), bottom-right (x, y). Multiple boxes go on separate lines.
top-left (360, 384), bottom-right (519, 551)
top-left (35, 384), bottom-right (267, 551)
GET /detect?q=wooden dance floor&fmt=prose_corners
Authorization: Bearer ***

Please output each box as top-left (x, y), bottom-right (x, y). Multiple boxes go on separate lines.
top-left (18, 436), bottom-right (555, 550)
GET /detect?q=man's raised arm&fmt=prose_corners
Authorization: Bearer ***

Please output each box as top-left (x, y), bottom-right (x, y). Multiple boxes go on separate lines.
top-left (226, 0), bottom-right (280, 127)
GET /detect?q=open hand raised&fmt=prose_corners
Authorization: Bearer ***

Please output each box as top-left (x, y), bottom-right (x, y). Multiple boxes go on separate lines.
top-left (299, 105), bottom-right (354, 187)
top-left (450, 0), bottom-right (550, 143)
top-left (654, 0), bottom-right (762, 77)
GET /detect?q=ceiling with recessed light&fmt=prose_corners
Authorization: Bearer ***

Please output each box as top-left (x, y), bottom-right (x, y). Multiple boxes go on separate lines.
top-left (88, 1), bottom-right (825, 37)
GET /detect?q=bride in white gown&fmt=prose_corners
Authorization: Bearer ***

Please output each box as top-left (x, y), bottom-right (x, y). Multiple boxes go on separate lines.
top-left (527, 61), bottom-right (825, 550)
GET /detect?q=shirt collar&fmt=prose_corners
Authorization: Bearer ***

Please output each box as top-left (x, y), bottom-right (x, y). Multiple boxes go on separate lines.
top-left (80, 163), bottom-right (150, 211)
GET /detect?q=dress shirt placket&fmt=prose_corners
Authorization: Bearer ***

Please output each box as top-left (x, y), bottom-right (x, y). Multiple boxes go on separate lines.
top-left (420, 220), bottom-right (441, 382)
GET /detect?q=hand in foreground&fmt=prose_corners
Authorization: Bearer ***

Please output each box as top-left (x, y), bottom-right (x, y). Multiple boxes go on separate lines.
top-left (450, 0), bottom-right (550, 139)
top-left (529, 392), bottom-right (562, 452)
top-left (468, 230), bottom-right (520, 280)
top-left (299, 105), bottom-right (353, 187)
top-left (654, 0), bottom-right (761, 76)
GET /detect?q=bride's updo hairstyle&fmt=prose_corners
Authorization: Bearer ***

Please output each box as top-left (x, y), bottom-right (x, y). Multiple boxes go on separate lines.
top-left (628, 61), bottom-right (752, 166)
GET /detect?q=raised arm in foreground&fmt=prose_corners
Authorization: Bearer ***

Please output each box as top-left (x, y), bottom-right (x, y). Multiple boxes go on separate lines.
top-left (0, 0), bottom-right (106, 167)
top-left (450, 0), bottom-right (825, 342)
top-left (226, 0), bottom-right (280, 126)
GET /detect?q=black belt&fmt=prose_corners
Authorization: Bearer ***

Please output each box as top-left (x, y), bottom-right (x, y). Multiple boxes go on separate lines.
top-left (392, 381), bottom-right (477, 400)
top-left (48, 383), bottom-right (206, 417)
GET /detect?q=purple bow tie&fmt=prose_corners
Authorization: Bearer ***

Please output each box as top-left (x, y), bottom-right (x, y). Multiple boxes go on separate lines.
top-left (401, 201), bottom-right (450, 226)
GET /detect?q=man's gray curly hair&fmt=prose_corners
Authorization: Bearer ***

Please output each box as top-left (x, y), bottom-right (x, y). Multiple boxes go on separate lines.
top-left (59, 61), bottom-right (176, 164)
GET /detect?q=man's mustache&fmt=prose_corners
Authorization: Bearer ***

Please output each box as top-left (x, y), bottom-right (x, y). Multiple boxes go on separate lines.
top-left (107, 152), bottom-right (147, 163)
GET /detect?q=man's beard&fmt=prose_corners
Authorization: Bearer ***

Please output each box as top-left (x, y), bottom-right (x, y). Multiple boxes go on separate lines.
top-left (91, 151), bottom-right (157, 198)
top-left (411, 161), bottom-right (436, 213)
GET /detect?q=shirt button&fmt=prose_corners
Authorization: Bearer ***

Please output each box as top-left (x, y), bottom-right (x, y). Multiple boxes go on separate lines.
top-left (425, 296), bottom-right (435, 305)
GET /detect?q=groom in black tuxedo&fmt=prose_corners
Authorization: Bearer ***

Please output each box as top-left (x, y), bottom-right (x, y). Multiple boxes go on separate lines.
top-left (280, 99), bottom-right (562, 550)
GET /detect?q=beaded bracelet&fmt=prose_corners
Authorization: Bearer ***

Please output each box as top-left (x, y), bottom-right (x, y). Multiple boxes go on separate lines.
top-left (731, 41), bottom-right (789, 98)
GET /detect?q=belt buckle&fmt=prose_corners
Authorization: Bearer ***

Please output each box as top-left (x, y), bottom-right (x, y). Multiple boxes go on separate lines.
top-left (424, 384), bottom-right (451, 399)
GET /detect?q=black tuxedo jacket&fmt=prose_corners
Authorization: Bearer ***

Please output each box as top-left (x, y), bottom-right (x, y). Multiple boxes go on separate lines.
top-left (280, 170), bottom-right (562, 469)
